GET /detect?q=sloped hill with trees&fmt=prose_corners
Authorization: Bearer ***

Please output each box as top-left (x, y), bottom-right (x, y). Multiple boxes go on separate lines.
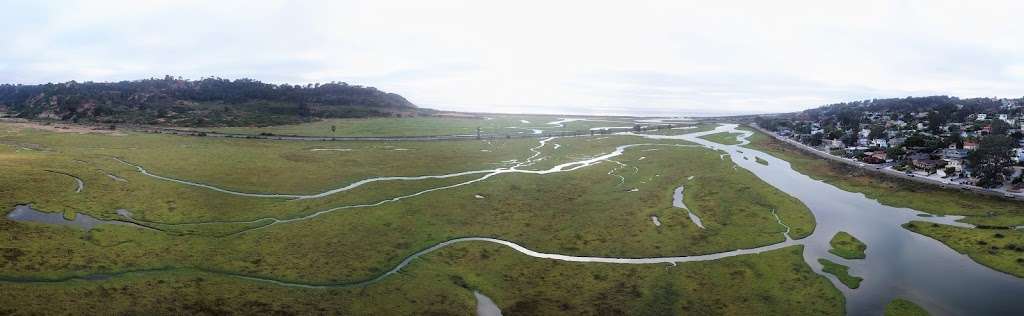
top-left (0, 76), bottom-right (421, 127)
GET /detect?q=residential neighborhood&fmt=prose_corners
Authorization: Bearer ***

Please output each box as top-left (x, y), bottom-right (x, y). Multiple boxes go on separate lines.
top-left (756, 96), bottom-right (1024, 194)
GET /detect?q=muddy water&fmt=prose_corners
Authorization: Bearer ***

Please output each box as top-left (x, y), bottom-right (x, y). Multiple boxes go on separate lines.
top-left (636, 124), bottom-right (1024, 315)
top-left (7, 205), bottom-right (146, 231)
top-left (474, 291), bottom-right (502, 316)
top-left (672, 185), bottom-right (704, 229)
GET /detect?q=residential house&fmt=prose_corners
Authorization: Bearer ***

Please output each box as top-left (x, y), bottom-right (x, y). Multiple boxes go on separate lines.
top-left (940, 148), bottom-right (968, 172)
top-left (888, 120), bottom-right (908, 128)
top-left (911, 156), bottom-right (945, 173)
top-left (964, 141), bottom-right (978, 150)
top-left (862, 152), bottom-right (887, 164)
top-left (889, 137), bottom-right (906, 147)
top-left (1000, 114), bottom-right (1013, 124)
top-left (942, 148), bottom-right (969, 159)
top-left (826, 139), bottom-right (844, 150)
top-left (944, 157), bottom-right (965, 172)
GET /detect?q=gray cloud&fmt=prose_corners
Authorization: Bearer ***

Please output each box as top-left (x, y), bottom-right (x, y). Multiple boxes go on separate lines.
top-left (1, 0), bottom-right (1022, 116)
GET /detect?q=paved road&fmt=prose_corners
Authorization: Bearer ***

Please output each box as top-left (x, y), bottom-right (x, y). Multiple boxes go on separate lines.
top-left (748, 124), bottom-right (1024, 202)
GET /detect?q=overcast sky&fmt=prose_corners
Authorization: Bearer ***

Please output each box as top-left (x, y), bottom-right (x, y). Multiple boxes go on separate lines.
top-left (2, 1), bottom-right (1022, 116)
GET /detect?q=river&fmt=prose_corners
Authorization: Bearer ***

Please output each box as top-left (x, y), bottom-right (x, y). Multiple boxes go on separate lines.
top-left (637, 124), bottom-right (1024, 315)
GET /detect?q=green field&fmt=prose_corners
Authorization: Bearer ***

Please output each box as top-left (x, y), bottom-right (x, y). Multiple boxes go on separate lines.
top-left (0, 244), bottom-right (842, 315)
top-left (904, 222), bottom-right (1024, 277)
top-left (829, 231), bottom-right (867, 260)
top-left (884, 298), bottom-right (930, 316)
top-left (818, 258), bottom-right (863, 289)
top-left (699, 131), bottom-right (744, 145)
top-left (186, 115), bottom-right (655, 137)
top-left (0, 120), bottom-right (837, 314)
top-left (638, 123), bottom-right (718, 136)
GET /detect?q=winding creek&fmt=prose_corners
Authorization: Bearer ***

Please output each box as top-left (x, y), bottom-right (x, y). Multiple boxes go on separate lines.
top-left (6, 123), bottom-right (1024, 315)
top-left (672, 184), bottom-right (704, 229)
top-left (44, 170), bottom-right (83, 193)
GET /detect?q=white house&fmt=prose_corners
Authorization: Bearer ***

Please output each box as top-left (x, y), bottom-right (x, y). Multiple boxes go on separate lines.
top-left (826, 139), bottom-right (844, 150)
top-left (944, 158), bottom-right (964, 172)
top-left (999, 114), bottom-right (1013, 124)
top-left (1015, 148), bottom-right (1024, 163)
top-left (976, 113), bottom-right (988, 121)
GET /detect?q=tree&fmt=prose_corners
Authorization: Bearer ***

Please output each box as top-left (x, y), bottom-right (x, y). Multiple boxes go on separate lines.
top-left (841, 133), bottom-right (857, 146)
top-left (807, 133), bottom-right (823, 147)
top-left (868, 125), bottom-right (885, 140)
top-left (928, 110), bottom-right (948, 134)
top-left (991, 119), bottom-right (1012, 135)
top-left (945, 132), bottom-right (963, 148)
top-left (968, 135), bottom-right (1015, 187)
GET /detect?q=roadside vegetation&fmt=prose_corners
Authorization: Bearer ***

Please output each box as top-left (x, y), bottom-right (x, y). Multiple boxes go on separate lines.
top-left (884, 299), bottom-right (930, 316)
top-left (818, 258), bottom-right (863, 289)
top-left (829, 231), bottom-right (867, 259)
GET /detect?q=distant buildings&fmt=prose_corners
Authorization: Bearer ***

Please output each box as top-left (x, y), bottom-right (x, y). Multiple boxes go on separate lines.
top-left (760, 96), bottom-right (1024, 187)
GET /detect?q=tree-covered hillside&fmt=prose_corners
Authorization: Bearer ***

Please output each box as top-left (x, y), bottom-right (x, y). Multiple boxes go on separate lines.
top-left (0, 76), bottom-right (420, 127)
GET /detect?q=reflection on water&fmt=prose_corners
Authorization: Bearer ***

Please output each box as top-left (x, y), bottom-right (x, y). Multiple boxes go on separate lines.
top-left (641, 124), bottom-right (1024, 315)
top-left (672, 185), bottom-right (704, 229)
top-left (7, 205), bottom-right (146, 231)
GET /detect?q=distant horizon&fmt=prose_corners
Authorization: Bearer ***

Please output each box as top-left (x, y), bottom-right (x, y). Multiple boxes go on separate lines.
top-left (5, 75), bottom-right (1017, 118)
top-left (4, 1), bottom-right (1023, 117)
